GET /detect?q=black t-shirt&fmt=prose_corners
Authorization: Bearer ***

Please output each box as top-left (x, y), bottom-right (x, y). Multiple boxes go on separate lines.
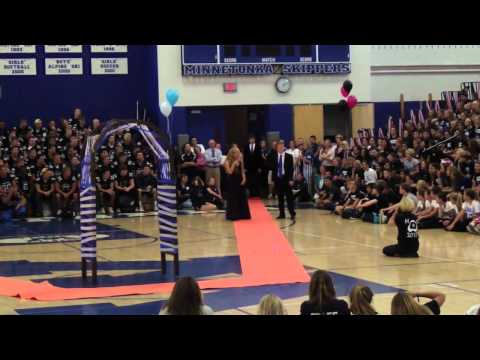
top-left (300, 299), bottom-right (350, 315)
top-left (362, 194), bottom-right (379, 214)
top-left (57, 175), bottom-right (77, 193)
top-left (342, 190), bottom-right (365, 205)
top-left (49, 163), bottom-right (66, 178)
top-left (424, 300), bottom-right (441, 315)
top-left (473, 171), bottom-right (480, 186)
top-left (395, 211), bottom-right (419, 254)
top-left (136, 174), bottom-right (157, 190)
top-left (96, 162), bottom-right (118, 181)
top-left (36, 176), bottom-right (55, 192)
top-left (378, 190), bottom-right (398, 209)
top-left (134, 160), bottom-right (154, 177)
top-left (0, 175), bottom-right (14, 195)
top-left (181, 152), bottom-right (196, 164)
top-left (33, 127), bottom-right (48, 141)
top-left (116, 174), bottom-right (133, 189)
top-left (177, 184), bottom-right (191, 202)
top-left (14, 172), bottom-right (30, 194)
top-left (99, 177), bottom-right (114, 190)
top-left (325, 184), bottom-right (342, 203)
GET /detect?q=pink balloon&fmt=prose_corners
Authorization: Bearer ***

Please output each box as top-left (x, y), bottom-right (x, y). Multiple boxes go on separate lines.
top-left (340, 87), bottom-right (349, 98)
top-left (347, 95), bottom-right (358, 109)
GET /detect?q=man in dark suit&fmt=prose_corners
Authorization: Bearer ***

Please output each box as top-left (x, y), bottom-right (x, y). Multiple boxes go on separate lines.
top-left (243, 135), bottom-right (262, 197)
top-left (272, 140), bottom-right (296, 221)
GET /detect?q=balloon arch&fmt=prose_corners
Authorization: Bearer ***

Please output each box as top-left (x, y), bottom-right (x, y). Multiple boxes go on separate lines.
top-left (80, 120), bottom-right (179, 282)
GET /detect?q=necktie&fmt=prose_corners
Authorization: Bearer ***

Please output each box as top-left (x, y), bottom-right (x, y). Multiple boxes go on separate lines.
top-left (211, 148), bottom-right (215, 158)
top-left (250, 144), bottom-right (253, 153)
top-left (278, 154), bottom-right (283, 177)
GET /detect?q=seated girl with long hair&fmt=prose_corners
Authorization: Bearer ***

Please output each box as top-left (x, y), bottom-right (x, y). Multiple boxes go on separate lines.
top-left (257, 294), bottom-right (287, 315)
top-left (190, 176), bottom-right (217, 212)
top-left (300, 270), bottom-right (350, 315)
top-left (446, 189), bottom-right (480, 232)
top-left (349, 285), bottom-right (377, 315)
top-left (159, 277), bottom-right (214, 315)
top-left (416, 189), bottom-right (442, 229)
top-left (205, 176), bottom-right (224, 210)
top-left (391, 290), bottom-right (446, 315)
top-left (383, 197), bottom-right (419, 258)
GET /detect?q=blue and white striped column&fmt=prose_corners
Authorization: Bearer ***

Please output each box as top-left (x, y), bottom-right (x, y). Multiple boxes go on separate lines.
top-left (156, 157), bottom-right (178, 254)
top-left (80, 186), bottom-right (97, 260)
top-left (80, 136), bottom-right (97, 261)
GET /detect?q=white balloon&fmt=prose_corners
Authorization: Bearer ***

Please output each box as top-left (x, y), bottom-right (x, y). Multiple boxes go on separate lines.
top-left (160, 101), bottom-right (172, 117)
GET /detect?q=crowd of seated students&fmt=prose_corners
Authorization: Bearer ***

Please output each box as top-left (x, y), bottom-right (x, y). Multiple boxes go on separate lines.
top-left (0, 108), bottom-right (160, 220)
top-left (160, 271), bottom-right (480, 315)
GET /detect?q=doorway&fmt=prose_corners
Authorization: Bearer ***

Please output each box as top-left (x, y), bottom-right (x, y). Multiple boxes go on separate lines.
top-left (323, 104), bottom-right (352, 140)
top-left (224, 105), bottom-right (267, 147)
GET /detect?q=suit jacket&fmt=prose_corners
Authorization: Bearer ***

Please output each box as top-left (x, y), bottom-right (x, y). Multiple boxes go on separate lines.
top-left (272, 152), bottom-right (294, 183)
top-left (243, 143), bottom-right (262, 171)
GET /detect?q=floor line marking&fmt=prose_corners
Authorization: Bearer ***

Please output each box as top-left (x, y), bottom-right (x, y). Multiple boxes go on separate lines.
top-left (286, 229), bottom-right (480, 269)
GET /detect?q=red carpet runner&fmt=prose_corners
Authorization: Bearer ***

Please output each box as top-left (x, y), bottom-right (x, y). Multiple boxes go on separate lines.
top-left (0, 199), bottom-right (310, 301)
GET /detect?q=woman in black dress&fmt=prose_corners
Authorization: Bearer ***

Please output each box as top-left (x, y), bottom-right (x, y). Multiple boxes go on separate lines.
top-left (224, 147), bottom-right (251, 221)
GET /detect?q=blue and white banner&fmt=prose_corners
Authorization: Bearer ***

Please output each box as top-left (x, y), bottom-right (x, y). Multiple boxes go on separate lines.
top-left (91, 58), bottom-right (128, 75)
top-left (45, 58), bottom-right (83, 75)
top-left (0, 45), bottom-right (36, 53)
top-left (44, 45), bottom-right (83, 53)
top-left (0, 59), bottom-right (36, 75)
top-left (91, 45), bottom-right (128, 53)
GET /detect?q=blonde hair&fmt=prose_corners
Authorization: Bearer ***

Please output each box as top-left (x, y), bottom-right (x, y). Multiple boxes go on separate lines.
top-left (399, 197), bottom-right (415, 213)
top-left (257, 294), bottom-right (287, 315)
top-left (416, 180), bottom-right (428, 193)
top-left (349, 285), bottom-right (376, 315)
top-left (447, 192), bottom-right (462, 212)
top-left (391, 292), bottom-right (433, 315)
top-left (226, 147), bottom-right (240, 165)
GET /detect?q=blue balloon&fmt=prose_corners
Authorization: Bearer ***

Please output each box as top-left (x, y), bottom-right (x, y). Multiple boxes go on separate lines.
top-left (166, 89), bottom-right (180, 106)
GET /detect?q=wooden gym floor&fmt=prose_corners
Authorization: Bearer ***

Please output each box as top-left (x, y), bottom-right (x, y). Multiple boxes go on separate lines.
top-left (0, 201), bottom-right (479, 315)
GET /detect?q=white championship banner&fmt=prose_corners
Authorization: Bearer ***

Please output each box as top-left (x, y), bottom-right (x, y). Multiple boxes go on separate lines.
top-left (91, 45), bottom-right (128, 53)
top-left (0, 45), bottom-right (36, 53)
top-left (91, 58), bottom-right (128, 75)
top-left (45, 45), bottom-right (83, 53)
top-left (0, 59), bottom-right (36, 75)
top-left (45, 58), bottom-right (83, 75)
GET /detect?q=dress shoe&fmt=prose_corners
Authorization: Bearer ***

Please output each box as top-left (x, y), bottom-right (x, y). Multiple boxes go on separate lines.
top-left (276, 215), bottom-right (286, 219)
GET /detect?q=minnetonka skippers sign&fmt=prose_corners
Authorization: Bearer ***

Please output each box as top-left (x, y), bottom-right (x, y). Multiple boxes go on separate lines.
top-left (0, 59), bottom-right (36, 75)
top-left (45, 58), bottom-right (83, 75)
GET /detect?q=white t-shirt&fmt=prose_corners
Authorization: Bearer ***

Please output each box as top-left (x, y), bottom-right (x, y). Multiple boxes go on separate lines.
top-left (462, 200), bottom-right (480, 219)
top-left (416, 200), bottom-right (426, 212)
top-left (364, 168), bottom-right (378, 185)
top-left (159, 304), bottom-right (214, 315)
top-left (425, 200), bottom-right (440, 209)
top-left (444, 201), bottom-right (459, 214)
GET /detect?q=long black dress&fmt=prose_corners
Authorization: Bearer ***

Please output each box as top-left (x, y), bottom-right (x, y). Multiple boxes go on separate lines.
top-left (226, 162), bottom-right (251, 221)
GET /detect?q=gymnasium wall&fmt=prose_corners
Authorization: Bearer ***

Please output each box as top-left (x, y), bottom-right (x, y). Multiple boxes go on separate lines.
top-left (156, 45), bottom-right (372, 106)
top-left (0, 45), bottom-right (159, 126)
top-left (371, 45), bottom-right (480, 102)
